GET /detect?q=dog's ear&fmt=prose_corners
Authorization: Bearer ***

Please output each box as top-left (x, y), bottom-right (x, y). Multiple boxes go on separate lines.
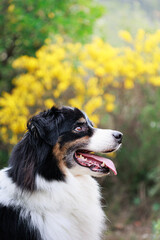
top-left (8, 107), bottom-right (64, 191)
top-left (27, 107), bottom-right (62, 146)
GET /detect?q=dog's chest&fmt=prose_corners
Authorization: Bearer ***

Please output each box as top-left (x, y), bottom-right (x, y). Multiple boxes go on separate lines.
top-left (29, 175), bottom-right (105, 240)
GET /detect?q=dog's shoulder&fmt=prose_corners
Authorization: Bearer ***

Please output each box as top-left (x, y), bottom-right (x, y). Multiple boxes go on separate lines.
top-left (0, 169), bottom-right (41, 240)
top-left (0, 169), bottom-right (105, 240)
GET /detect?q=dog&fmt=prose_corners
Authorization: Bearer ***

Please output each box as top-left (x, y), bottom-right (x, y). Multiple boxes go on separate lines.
top-left (0, 106), bottom-right (122, 240)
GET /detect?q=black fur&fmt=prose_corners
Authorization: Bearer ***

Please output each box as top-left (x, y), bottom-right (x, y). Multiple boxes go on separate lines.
top-left (0, 204), bottom-right (41, 240)
top-left (8, 107), bottom-right (65, 191)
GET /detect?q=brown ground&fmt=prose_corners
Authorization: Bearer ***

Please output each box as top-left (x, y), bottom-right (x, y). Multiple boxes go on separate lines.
top-left (105, 220), bottom-right (151, 240)
top-left (104, 210), bottom-right (152, 240)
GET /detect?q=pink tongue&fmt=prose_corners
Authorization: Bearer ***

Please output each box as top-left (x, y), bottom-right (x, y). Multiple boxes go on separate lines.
top-left (79, 152), bottom-right (117, 175)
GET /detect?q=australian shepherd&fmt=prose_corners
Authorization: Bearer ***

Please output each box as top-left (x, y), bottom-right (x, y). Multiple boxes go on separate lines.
top-left (0, 106), bottom-right (122, 240)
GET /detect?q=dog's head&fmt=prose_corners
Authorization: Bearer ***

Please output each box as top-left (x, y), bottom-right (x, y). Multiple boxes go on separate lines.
top-left (9, 106), bottom-right (122, 190)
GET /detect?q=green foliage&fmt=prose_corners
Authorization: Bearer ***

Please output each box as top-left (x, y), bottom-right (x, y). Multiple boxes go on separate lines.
top-left (153, 219), bottom-right (160, 240)
top-left (105, 86), bottom-right (160, 200)
top-left (0, 149), bottom-right (8, 169)
top-left (137, 88), bottom-right (160, 198)
top-left (0, 0), bottom-right (104, 91)
top-left (152, 203), bottom-right (160, 212)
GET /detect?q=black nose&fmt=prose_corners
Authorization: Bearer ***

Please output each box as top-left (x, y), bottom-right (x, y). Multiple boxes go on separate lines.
top-left (112, 131), bottom-right (123, 144)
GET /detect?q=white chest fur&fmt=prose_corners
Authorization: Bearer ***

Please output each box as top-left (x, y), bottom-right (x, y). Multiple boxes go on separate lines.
top-left (0, 170), bottom-right (105, 240)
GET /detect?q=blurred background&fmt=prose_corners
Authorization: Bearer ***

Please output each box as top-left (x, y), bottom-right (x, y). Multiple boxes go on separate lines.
top-left (0, 0), bottom-right (160, 239)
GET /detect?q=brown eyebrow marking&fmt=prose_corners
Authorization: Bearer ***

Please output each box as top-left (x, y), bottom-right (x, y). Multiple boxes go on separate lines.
top-left (76, 117), bottom-right (86, 124)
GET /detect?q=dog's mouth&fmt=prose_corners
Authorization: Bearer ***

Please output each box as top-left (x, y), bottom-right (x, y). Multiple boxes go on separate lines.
top-left (74, 150), bottom-right (117, 175)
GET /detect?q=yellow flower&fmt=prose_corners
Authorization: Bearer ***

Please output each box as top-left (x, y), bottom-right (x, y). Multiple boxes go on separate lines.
top-left (68, 98), bottom-right (83, 109)
top-left (87, 77), bottom-right (100, 96)
top-left (53, 90), bottom-right (60, 98)
top-left (1, 30), bottom-right (160, 145)
top-left (44, 99), bottom-right (55, 108)
top-left (95, 66), bottom-right (106, 77)
top-left (149, 76), bottom-right (160, 86)
top-left (84, 97), bottom-right (102, 115)
top-left (13, 56), bottom-right (38, 71)
top-left (106, 103), bottom-right (115, 112)
top-left (48, 12), bottom-right (55, 19)
top-left (119, 30), bottom-right (132, 43)
top-left (104, 94), bottom-right (115, 102)
top-left (73, 77), bottom-right (86, 95)
top-left (84, 60), bottom-right (96, 69)
top-left (124, 79), bottom-right (134, 89)
top-left (9, 135), bottom-right (18, 145)
top-left (89, 114), bottom-right (99, 125)
top-left (45, 38), bottom-right (52, 44)
top-left (77, 66), bottom-right (87, 76)
top-left (8, 4), bottom-right (15, 12)
top-left (136, 29), bottom-right (145, 42)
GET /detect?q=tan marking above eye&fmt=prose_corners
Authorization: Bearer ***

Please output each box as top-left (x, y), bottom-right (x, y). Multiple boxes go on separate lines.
top-left (77, 117), bottom-right (86, 124)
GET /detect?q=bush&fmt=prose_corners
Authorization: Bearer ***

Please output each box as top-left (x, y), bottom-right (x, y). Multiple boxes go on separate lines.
top-left (111, 85), bottom-right (160, 199)
top-left (1, 30), bottom-right (160, 200)
top-left (0, 0), bottom-right (104, 91)
top-left (1, 30), bottom-right (160, 144)
top-left (153, 219), bottom-right (160, 240)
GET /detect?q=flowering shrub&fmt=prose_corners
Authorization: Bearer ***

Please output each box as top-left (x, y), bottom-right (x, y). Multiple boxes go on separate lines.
top-left (0, 0), bottom-right (104, 92)
top-left (1, 30), bottom-right (160, 145)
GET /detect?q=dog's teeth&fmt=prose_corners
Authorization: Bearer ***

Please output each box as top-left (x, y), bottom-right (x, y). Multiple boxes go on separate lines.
top-left (80, 155), bottom-right (84, 159)
top-left (101, 162), bottom-right (106, 167)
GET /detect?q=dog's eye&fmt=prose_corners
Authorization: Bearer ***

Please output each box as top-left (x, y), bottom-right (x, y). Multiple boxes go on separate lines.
top-left (74, 126), bottom-right (83, 132)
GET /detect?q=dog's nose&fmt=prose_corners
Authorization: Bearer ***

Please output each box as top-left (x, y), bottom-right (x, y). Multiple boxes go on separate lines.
top-left (112, 131), bottom-right (123, 144)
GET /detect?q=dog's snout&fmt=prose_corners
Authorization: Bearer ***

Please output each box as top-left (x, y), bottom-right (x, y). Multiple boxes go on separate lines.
top-left (112, 131), bottom-right (123, 144)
